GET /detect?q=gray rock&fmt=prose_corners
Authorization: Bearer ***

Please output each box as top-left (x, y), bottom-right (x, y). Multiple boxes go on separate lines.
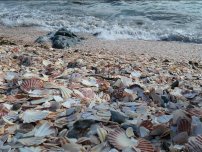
top-left (110, 110), bottom-right (125, 124)
top-left (35, 28), bottom-right (81, 49)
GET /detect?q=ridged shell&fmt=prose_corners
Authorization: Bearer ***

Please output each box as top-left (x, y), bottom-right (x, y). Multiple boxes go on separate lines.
top-left (97, 127), bottom-right (108, 142)
top-left (20, 78), bottom-right (44, 93)
top-left (59, 86), bottom-right (72, 99)
top-left (187, 135), bottom-right (202, 152)
top-left (34, 122), bottom-right (55, 137)
top-left (21, 110), bottom-right (49, 123)
top-left (140, 120), bottom-right (153, 131)
top-left (108, 128), bottom-right (138, 150)
top-left (186, 108), bottom-right (202, 118)
top-left (150, 125), bottom-right (168, 136)
top-left (135, 138), bottom-right (154, 152)
top-left (177, 118), bottom-right (191, 135)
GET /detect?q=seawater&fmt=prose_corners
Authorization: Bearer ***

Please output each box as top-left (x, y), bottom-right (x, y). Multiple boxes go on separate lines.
top-left (0, 0), bottom-right (202, 43)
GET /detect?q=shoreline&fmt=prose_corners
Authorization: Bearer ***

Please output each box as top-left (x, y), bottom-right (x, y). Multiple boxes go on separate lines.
top-left (0, 26), bottom-right (202, 62)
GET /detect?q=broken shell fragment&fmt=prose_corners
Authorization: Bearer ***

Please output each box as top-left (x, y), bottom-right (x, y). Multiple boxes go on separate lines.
top-left (21, 110), bottom-right (49, 123)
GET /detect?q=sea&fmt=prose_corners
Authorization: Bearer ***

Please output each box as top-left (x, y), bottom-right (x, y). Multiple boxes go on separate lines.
top-left (0, 0), bottom-right (202, 43)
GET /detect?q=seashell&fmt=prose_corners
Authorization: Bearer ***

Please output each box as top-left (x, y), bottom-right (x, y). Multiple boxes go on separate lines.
top-left (59, 86), bottom-right (72, 99)
top-left (18, 146), bottom-right (42, 152)
top-left (21, 110), bottom-right (49, 123)
top-left (110, 110), bottom-right (126, 124)
top-left (62, 143), bottom-right (85, 152)
top-left (130, 71), bottom-right (141, 78)
top-left (160, 128), bottom-right (171, 139)
top-left (140, 120), bottom-right (153, 131)
top-left (157, 115), bottom-right (173, 123)
top-left (187, 135), bottom-right (202, 152)
top-left (113, 88), bottom-right (126, 99)
top-left (172, 110), bottom-right (191, 125)
top-left (177, 118), bottom-right (191, 135)
top-left (108, 128), bottom-right (138, 150)
top-left (79, 88), bottom-right (96, 100)
top-left (169, 145), bottom-right (185, 152)
top-left (20, 78), bottom-right (44, 93)
top-left (186, 108), bottom-right (202, 118)
top-left (97, 127), bottom-right (108, 142)
top-left (91, 142), bottom-right (110, 152)
top-left (126, 127), bottom-right (135, 138)
top-left (81, 78), bottom-right (99, 87)
top-left (17, 137), bottom-right (45, 146)
top-left (96, 110), bottom-right (111, 121)
top-left (139, 126), bottom-right (150, 138)
top-left (0, 125), bottom-right (5, 135)
top-left (31, 96), bottom-right (53, 105)
top-left (34, 122), bottom-right (55, 137)
top-left (172, 132), bottom-right (188, 144)
top-left (135, 138), bottom-right (154, 152)
top-left (18, 123), bottom-right (35, 133)
top-left (150, 125), bottom-right (168, 136)
top-left (120, 76), bottom-right (133, 87)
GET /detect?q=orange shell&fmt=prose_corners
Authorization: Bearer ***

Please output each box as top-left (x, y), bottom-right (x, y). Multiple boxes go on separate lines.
top-left (140, 120), bottom-right (153, 131)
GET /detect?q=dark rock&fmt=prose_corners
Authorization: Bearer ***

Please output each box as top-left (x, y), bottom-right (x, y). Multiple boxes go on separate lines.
top-left (110, 110), bottom-right (125, 124)
top-left (35, 28), bottom-right (81, 49)
top-left (171, 80), bottom-right (179, 89)
top-left (12, 103), bottom-right (21, 111)
top-left (18, 55), bottom-right (32, 66)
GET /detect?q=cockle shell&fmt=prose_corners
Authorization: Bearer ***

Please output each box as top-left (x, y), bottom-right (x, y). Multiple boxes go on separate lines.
top-left (21, 110), bottom-right (49, 123)
top-left (108, 128), bottom-right (138, 150)
top-left (20, 78), bottom-right (44, 93)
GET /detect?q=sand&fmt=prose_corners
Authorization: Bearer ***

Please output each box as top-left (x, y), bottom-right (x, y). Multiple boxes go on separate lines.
top-left (0, 26), bottom-right (202, 62)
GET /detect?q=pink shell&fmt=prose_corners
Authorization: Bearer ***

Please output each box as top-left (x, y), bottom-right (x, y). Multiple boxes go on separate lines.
top-left (140, 120), bottom-right (153, 131)
top-left (136, 138), bottom-right (154, 152)
top-left (20, 78), bottom-right (44, 92)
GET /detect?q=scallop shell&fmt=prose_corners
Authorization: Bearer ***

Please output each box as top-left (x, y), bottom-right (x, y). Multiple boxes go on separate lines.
top-left (108, 128), bottom-right (138, 150)
top-left (150, 125), bottom-right (168, 136)
top-left (135, 138), bottom-right (154, 152)
top-left (186, 108), bottom-right (202, 118)
top-left (97, 127), bottom-right (108, 142)
top-left (140, 120), bottom-right (153, 131)
top-left (187, 135), bottom-right (202, 152)
top-left (96, 110), bottom-right (111, 121)
top-left (21, 110), bottom-right (49, 123)
top-left (20, 78), bottom-right (44, 93)
top-left (177, 118), bottom-right (191, 135)
top-left (59, 86), bottom-right (72, 99)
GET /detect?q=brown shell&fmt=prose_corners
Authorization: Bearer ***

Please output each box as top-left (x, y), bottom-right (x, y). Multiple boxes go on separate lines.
top-left (150, 124), bottom-right (168, 136)
top-left (187, 135), bottom-right (202, 152)
top-left (140, 120), bottom-right (153, 131)
top-left (177, 118), bottom-right (191, 135)
top-left (113, 88), bottom-right (126, 99)
top-left (136, 138), bottom-right (154, 152)
top-left (20, 78), bottom-right (44, 92)
top-left (186, 108), bottom-right (202, 118)
top-left (108, 128), bottom-right (136, 150)
top-left (0, 105), bottom-right (9, 117)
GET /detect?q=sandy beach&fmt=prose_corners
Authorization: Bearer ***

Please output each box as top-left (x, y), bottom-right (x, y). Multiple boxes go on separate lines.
top-left (0, 26), bottom-right (202, 62)
top-left (0, 26), bottom-right (202, 151)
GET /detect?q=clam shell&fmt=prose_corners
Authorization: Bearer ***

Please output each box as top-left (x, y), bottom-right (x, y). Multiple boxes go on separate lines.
top-left (21, 110), bottom-right (49, 123)
top-left (150, 125), bottom-right (168, 136)
top-left (59, 86), bottom-right (72, 99)
top-left (96, 110), bottom-right (111, 121)
top-left (18, 137), bottom-right (45, 146)
top-left (135, 138), bottom-right (154, 152)
top-left (97, 127), bottom-right (107, 142)
top-left (177, 118), bottom-right (191, 135)
top-left (108, 128), bottom-right (138, 150)
top-left (20, 78), bottom-right (44, 93)
top-left (187, 108), bottom-right (202, 118)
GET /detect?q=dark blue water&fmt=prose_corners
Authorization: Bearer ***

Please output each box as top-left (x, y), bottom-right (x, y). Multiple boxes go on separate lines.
top-left (0, 0), bottom-right (202, 43)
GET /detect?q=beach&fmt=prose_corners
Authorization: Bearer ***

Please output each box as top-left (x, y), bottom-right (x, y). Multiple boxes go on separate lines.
top-left (0, 25), bottom-right (202, 151)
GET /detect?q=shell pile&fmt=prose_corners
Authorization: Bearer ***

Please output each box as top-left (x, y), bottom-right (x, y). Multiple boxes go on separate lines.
top-left (0, 43), bottom-right (202, 152)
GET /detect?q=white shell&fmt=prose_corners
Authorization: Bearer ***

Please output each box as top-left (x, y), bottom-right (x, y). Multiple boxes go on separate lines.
top-left (130, 71), bottom-right (141, 78)
top-left (18, 147), bottom-right (42, 152)
top-left (21, 110), bottom-right (49, 123)
top-left (157, 115), bottom-right (173, 123)
top-left (18, 137), bottom-right (45, 146)
top-left (34, 122), bottom-right (55, 137)
top-left (31, 96), bottom-right (53, 105)
top-left (81, 78), bottom-right (98, 87)
top-left (53, 95), bottom-right (64, 102)
top-left (139, 126), bottom-right (150, 137)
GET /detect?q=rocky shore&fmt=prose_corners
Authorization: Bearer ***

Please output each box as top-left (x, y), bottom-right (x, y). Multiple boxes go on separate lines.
top-left (0, 27), bottom-right (202, 151)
